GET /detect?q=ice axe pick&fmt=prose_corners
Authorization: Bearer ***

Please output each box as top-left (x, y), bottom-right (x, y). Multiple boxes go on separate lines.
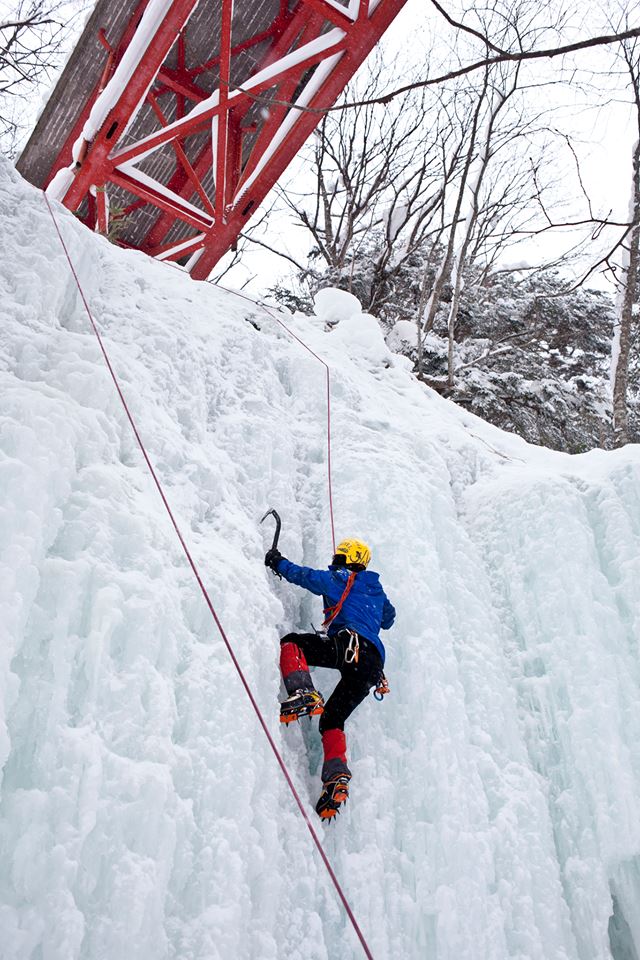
top-left (260, 508), bottom-right (282, 552)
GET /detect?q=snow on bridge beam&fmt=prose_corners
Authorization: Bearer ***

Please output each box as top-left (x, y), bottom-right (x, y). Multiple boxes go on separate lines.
top-left (17, 0), bottom-right (408, 281)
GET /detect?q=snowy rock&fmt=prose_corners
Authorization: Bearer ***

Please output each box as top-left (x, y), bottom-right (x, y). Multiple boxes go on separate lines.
top-left (391, 353), bottom-right (414, 372)
top-left (387, 318), bottom-right (415, 350)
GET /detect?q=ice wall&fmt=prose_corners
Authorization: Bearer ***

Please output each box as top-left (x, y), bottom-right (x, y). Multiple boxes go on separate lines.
top-left (2, 158), bottom-right (640, 960)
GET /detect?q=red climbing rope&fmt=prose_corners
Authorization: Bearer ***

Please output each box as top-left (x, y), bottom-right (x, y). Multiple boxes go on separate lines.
top-left (265, 311), bottom-right (336, 554)
top-left (218, 284), bottom-right (336, 554)
top-left (44, 195), bottom-right (372, 960)
top-left (323, 571), bottom-right (357, 629)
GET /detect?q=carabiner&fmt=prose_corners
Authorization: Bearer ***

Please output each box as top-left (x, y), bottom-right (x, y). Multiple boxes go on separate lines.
top-left (344, 630), bottom-right (360, 664)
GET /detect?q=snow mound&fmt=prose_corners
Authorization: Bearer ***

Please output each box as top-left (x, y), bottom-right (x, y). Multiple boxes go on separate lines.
top-left (312, 288), bottom-right (391, 364)
top-left (330, 311), bottom-right (392, 365)
top-left (3, 157), bottom-right (640, 960)
top-left (387, 318), bottom-right (415, 350)
top-left (313, 286), bottom-right (362, 324)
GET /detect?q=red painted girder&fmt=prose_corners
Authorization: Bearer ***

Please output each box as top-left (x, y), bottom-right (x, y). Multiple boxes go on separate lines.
top-left (225, 114), bottom-right (243, 222)
top-left (110, 169), bottom-right (213, 232)
top-left (128, 0), bottom-right (408, 273)
top-left (175, 32), bottom-right (186, 121)
top-left (215, 0), bottom-right (234, 222)
top-left (146, 91), bottom-right (216, 217)
top-left (109, 28), bottom-right (348, 168)
top-left (155, 68), bottom-right (210, 103)
top-left (298, 0), bottom-right (353, 31)
top-left (152, 234), bottom-right (206, 261)
top-left (302, 0), bottom-right (353, 31)
top-left (139, 5), bottom-right (304, 250)
top-left (121, 198), bottom-right (148, 216)
top-left (188, 23), bottom-right (286, 80)
top-left (97, 187), bottom-right (109, 234)
top-left (236, 11), bottom-right (323, 192)
top-left (152, 6), bottom-right (325, 235)
top-left (141, 139), bottom-right (214, 251)
top-left (43, 0), bottom-right (152, 188)
top-left (50, 0), bottom-right (409, 278)
top-left (189, 0), bottom-right (409, 279)
top-left (82, 3), bottom-right (329, 248)
top-left (63, 0), bottom-right (201, 210)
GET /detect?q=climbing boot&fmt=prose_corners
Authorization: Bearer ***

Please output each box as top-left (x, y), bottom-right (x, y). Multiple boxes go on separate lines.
top-left (316, 774), bottom-right (351, 820)
top-left (279, 688), bottom-right (324, 724)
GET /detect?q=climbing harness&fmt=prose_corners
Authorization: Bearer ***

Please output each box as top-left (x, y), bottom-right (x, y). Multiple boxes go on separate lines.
top-left (322, 571), bottom-right (357, 629)
top-left (43, 195), bottom-right (373, 960)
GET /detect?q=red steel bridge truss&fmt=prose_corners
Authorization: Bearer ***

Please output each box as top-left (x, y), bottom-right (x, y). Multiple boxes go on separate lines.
top-left (18, 0), bottom-right (408, 280)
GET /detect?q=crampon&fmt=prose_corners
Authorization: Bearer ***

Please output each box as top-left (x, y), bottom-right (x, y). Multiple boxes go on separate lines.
top-left (316, 775), bottom-right (351, 821)
top-left (279, 689), bottom-right (324, 724)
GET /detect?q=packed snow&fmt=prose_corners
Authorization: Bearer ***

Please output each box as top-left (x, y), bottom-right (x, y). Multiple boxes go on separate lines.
top-left (2, 158), bottom-right (640, 960)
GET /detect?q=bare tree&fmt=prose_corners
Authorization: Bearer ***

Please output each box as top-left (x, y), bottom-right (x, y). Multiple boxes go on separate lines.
top-left (238, 0), bottom-right (639, 331)
top-left (264, 2), bottom-right (583, 384)
top-left (416, 67), bottom-right (490, 372)
top-left (235, 9), bottom-right (640, 117)
top-left (0, 1), bottom-right (87, 153)
top-left (266, 54), bottom-right (464, 317)
top-left (415, 0), bottom-right (566, 381)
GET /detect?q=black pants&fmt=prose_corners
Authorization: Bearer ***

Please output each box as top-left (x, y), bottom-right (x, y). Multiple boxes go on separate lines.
top-left (280, 630), bottom-right (383, 734)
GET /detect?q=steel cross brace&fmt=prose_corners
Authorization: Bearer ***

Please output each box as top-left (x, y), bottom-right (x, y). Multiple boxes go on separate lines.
top-left (47, 0), bottom-right (408, 279)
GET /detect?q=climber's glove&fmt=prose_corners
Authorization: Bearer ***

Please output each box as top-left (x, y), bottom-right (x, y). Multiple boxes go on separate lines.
top-left (264, 548), bottom-right (283, 573)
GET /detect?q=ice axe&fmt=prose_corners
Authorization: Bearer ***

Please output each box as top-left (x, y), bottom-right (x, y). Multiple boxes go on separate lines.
top-left (260, 508), bottom-right (282, 552)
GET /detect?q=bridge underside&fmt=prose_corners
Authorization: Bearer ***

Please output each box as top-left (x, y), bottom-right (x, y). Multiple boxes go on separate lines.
top-left (18, 0), bottom-right (407, 280)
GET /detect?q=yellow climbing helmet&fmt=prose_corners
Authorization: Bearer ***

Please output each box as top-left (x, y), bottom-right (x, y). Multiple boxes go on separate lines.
top-left (335, 538), bottom-right (371, 568)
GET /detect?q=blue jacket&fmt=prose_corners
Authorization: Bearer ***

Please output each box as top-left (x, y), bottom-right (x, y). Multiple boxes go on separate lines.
top-left (276, 559), bottom-right (395, 663)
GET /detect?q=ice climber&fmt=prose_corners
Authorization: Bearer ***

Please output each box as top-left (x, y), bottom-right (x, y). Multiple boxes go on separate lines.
top-left (264, 538), bottom-right (395, 820)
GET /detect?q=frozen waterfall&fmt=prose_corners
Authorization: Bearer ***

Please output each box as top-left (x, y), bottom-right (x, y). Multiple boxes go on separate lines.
top-left (2, 159), bottom-right (640, 960)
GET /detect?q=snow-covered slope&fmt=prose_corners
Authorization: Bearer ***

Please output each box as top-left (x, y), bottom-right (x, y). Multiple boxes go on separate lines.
top-left (2, 158), bottom-right (640, 960)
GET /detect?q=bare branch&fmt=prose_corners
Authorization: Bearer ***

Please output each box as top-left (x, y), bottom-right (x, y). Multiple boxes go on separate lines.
top-left (426, 0), bottom-right (509, 55)
top-left (229, 26), bottom-right (640, 115)
top-left (238, 231), bottom-right (311, 274)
